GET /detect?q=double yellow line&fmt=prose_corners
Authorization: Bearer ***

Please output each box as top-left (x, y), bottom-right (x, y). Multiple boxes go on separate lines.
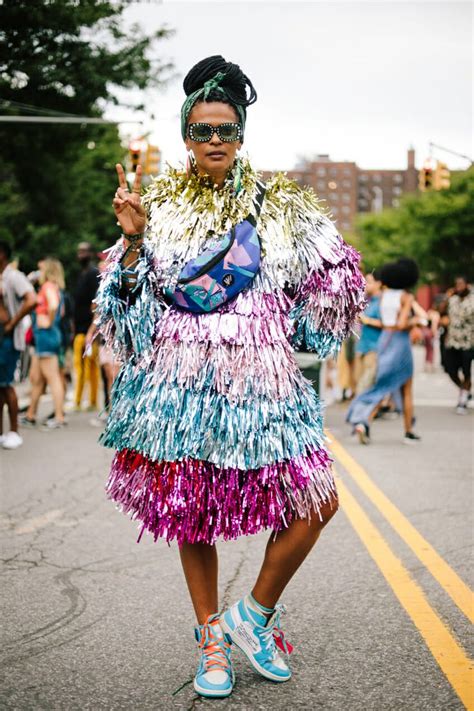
top-left (328, 432), bottom-right (474, 710)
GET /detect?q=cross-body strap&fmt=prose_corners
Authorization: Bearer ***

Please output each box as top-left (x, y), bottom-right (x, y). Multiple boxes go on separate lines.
top-left (246, 180), bottom-right (266, 228)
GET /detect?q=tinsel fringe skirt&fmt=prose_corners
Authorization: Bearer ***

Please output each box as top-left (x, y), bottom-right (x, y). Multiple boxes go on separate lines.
top-left (106, 446), bottom-right (338, 546)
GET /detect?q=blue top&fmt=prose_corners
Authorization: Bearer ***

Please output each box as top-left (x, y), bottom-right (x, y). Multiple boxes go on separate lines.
top-left (357, 295), bottom-right (382, 354)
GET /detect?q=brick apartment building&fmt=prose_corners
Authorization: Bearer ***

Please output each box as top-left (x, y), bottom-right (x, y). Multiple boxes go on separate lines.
top-left (261, 148), bottom-right (419, 234)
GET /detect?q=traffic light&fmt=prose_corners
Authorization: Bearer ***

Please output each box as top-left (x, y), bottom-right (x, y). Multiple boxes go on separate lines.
top-left (145, 144), bottom-right (161, 176)
top-left (129, 139), bottom-right (143, 173)
top-left (419, 159), bottom-right (435, 191)
top-left (433, 161), bottom-right (450, 190)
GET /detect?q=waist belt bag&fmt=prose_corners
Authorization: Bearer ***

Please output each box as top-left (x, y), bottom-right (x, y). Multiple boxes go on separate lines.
top-left (165, 182), bottom-right (266, 313)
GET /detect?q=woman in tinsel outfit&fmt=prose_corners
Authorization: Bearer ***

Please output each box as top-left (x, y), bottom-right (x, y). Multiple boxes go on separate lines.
top-left (96, 56), bottom-right (365, 698)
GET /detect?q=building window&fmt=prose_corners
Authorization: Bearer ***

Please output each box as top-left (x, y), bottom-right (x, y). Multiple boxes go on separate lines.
top-left (393, 186), bottom-right (402, 195)
top-left (342, 193), bottom-right (351, 202)
top-left (359, 174), bottom-right (368, 182)
top-left (342, 221), bottom-right (351, 230)
top-left (393, 174), bottom-right (403, 183)
top-left (342, 205), bottom-right (351, 214)
top-left (331, 206), bottom-right (339, 215)
top-left (317, 167), bottom-right (326, 176)
top-left (342, 179), bottom-right (351, 188)
top-left (329, 192), bottom-right (339, 201)
top-left (372, 174), bottom-right (381, 182)
top-left (343, 168), bottom-right (351, 176)
top-left (329, 167), bottom-right (338, 176)
top-left (317, 180), bottom-right (326, 190)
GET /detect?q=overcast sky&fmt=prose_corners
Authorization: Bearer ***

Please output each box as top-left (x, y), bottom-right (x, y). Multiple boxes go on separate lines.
top-left (106, 1), bottom-right (473, 172)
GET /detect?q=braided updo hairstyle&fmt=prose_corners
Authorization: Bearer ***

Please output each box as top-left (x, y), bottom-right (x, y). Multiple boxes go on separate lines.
top-left (181, 55), bottom-right (257, 139)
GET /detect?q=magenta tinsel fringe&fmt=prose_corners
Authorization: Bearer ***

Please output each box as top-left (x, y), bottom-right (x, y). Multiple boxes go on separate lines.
top-left (107, 448), bottom-right (338, 545)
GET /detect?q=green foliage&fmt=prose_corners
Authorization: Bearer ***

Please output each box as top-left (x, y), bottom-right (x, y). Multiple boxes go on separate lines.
top-left (355, 167), bottom-right (474, 285)
top-left (0, 0), bottom-right (173, 282)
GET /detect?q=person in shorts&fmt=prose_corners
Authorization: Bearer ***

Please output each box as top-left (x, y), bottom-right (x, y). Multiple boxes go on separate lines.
top-left (0, 241), bottom-right (36, 449)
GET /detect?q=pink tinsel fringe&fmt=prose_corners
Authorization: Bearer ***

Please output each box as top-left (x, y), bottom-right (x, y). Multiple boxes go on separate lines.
top-left (107, 448), bottom-right (338, 545)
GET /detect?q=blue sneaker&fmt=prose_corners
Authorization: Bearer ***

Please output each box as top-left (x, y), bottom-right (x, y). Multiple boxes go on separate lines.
top-left (193, 614), bottom-right (234, 698)
top-left (221, 596), bottom-right (292, 682)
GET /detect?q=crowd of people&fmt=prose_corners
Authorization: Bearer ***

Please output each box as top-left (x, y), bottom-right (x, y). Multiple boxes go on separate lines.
top-left (322, 261), bottom-right (473, 445)
top-left (0, 240), bottom-right (120, 450)
top-left (0, 247), bottom-right (472, 453)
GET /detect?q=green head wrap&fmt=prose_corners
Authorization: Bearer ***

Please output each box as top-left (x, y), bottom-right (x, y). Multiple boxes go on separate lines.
top-left (180, 71), bottom-right (246, 140)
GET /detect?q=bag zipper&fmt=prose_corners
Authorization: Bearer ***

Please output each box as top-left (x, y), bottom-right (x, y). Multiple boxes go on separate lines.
top-left (177, 226), bottom-right (236, 285)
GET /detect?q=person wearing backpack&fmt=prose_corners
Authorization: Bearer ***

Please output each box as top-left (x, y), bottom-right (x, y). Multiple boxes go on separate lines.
top-left (95, 56), bottom-right (366, 698)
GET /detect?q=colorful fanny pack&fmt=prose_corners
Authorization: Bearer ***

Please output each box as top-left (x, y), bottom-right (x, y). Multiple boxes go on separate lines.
top-left (165, 181), bottom-right (266, 313)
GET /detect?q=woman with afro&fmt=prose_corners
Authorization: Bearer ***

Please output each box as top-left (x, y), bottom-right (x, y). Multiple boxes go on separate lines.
top-left (95, 56), bottom-right (366, 698)
top-left (347, 257), bottom-right (426, 444)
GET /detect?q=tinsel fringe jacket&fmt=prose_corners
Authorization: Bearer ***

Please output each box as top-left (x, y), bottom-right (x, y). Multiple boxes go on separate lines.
top-left (95, 160), bottom-right (366, 545)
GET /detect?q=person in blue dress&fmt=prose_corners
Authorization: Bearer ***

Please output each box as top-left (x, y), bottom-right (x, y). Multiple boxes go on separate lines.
top-left (347, 258), bottom-right (425, 445)
top-left (354, 270), bottom-right (382, 394)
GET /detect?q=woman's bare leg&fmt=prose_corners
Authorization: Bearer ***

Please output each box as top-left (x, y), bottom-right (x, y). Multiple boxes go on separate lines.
top-left (40, 356), bottom-right (65, 422)
top-left (179, 543), bottom-right (218, 624)
top-left (26, 355), bottom-right (45, 419)
top-left (252, 498), bottom-right (338, 609)
top-left (401, 377), bottom-right (413, 432)
top-left (0, 389), bottom-right (5, 434)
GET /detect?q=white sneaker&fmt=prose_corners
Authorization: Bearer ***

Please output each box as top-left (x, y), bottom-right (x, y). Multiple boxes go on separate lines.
top-left (2, 431), bottom-right (24, 449)
top-left (41, 418), bottom-right (66, 431)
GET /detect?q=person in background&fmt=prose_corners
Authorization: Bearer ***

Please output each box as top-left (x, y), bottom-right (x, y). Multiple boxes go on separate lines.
top-left (337, 334), bottom-right (357, 401)
top-left (434, 292), bottom-right (450, 372)
top-left (354, 270), bottom-right (382, 394)
top-left (442, 276), bottom-right (474, 414)
top-left (86, 252), bottom-right (121, 427)
top-left (347, 258), bottom-right (426, 445)
top-left (72, 242), bottom-right (100, 411)
top-left (22, 258), bottom-right (66, 429)
top-left (422, 306), bottom-right (440, 373)
top-left (0, 241), bottom-right (36, 449)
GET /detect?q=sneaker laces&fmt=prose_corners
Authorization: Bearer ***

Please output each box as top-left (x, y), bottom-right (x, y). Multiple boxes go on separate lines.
top-left (197, 618), bottom-right (231, 673)
top-left (261, 604), bottom-right (294, 657)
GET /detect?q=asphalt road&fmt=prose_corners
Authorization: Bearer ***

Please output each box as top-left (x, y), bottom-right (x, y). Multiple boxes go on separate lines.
top-left (1, 348), bottom-right (472, 710)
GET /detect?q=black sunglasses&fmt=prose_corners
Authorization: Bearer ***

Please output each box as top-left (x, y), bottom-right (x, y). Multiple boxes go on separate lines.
top-left (187, 122), bottom-right (242, 143)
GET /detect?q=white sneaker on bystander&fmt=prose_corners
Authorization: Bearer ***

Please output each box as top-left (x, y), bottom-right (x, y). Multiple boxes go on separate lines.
top-left (2, 431), bottom-right (23, 449)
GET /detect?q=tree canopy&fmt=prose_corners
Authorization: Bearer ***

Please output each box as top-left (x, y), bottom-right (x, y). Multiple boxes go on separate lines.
top-left (354, 167), bottom-right (474, 286)
top-left (0, 0), bottom-right (173, 282)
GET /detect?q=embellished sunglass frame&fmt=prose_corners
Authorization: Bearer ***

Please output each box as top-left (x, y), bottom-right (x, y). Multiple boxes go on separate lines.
top-left (187, 122), bottom-right (243, 143)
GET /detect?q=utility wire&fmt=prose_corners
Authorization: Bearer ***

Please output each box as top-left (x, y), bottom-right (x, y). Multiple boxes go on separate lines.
top-left (0, 99), bottom-right (80, 117)
top-left (0, 116), bottom-right (141, 124)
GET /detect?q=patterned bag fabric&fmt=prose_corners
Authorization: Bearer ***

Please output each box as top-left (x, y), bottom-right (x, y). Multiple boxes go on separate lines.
top-left (166, 182), bottom-right (266, 313)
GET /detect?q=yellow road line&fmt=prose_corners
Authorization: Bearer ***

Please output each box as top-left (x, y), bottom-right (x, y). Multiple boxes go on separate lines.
top-left (328, 432), bottom-right (474, 625)
top-left (337, 476), bottom-right (474, 710)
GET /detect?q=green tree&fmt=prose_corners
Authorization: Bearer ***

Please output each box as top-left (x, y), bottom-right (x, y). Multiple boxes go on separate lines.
top-left (355, 167), bottom-right (474, 285)
top-left (0, 0), bottom-right (173, 280)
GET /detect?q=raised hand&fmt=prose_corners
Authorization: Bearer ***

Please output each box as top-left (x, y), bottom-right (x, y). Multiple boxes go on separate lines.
top-left (112, 164), bottom-right (147, 236)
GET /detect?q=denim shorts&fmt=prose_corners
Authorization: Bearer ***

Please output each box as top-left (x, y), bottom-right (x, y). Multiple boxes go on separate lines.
top-left (34, 326), bottom-right (62, 357)
top-left (0, 336), bottom-right (20, 386)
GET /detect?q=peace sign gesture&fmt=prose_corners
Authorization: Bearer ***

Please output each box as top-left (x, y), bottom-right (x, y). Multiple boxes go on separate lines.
top-left (112, 163), bottom-right (147, 236)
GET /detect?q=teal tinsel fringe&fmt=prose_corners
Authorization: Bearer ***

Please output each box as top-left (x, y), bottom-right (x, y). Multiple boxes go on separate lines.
top-left (100, 367), bottom-right (326, 470)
